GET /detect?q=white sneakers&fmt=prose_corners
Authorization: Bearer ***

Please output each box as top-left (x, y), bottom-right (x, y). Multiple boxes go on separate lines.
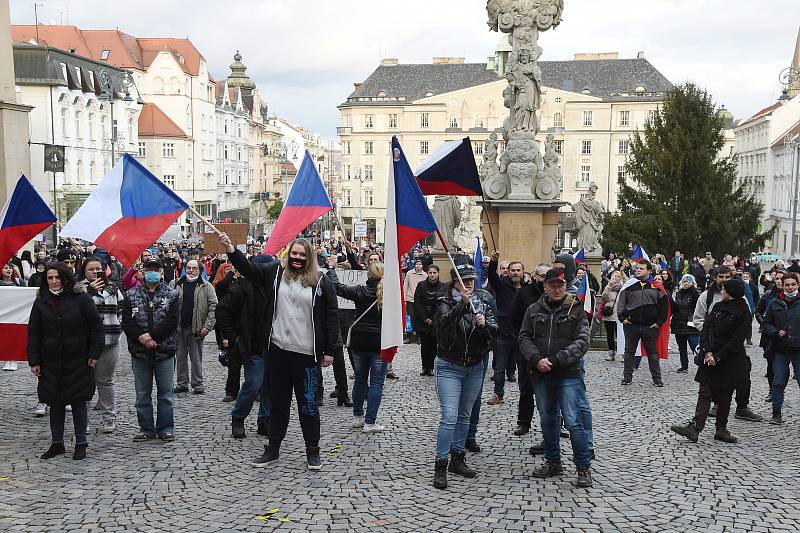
top-left (351, 416), bottom-right (364, 428)
top-left (33, 403), bottom-right (47, 416)
top-left (101, 419), bottom-right (116, 433)
top-left (363, 423), bottom-right (385, 433)
top-left (3, 361), bottom-right (18, 371)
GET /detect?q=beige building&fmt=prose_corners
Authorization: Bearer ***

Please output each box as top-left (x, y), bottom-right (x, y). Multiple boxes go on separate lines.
top-left (337, 51), bottom-right (672, 244)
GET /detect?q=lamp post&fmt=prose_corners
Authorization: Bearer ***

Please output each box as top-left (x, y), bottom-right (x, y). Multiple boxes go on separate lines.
top-left (780, 66), bottom-right (800, 258)
top-left (98, 69), bottom-right (137, 164)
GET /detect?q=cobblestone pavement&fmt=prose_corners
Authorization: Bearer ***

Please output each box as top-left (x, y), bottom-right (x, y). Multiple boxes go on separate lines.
top-left (1, 325), bottom-right (799, 533)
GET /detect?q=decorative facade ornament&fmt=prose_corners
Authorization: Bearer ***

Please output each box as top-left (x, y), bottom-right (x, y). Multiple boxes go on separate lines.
top-left (478, 132), bottom-right (509, 199)
top-left (486, 0), bottom-right (564, 200)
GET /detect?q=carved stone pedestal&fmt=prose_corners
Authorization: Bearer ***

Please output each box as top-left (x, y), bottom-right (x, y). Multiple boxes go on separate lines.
top-left (482, 198), bottom-right (566, 271)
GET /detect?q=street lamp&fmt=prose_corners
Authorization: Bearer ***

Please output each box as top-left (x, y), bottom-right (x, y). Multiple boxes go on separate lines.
top-left (98, 69), bottom-right (137, 164)
top-left (778, 66), bottom-right (800, 102)
top-left (786, 134), bottom-right (800, 258)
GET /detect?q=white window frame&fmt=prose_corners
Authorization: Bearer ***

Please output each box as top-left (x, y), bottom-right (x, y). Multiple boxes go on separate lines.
top-left (582, 110), bottom-right (593, 127)
top-left (581, 140), bottom-right (592, 155)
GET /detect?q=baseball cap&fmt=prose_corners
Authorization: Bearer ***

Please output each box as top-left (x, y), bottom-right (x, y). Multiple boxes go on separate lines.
top-left (544, 268), bottom-right (567, 284)
top-left (451, 264), bottom-right (477, 281)
top-left (143, 258), bottom-right (163, 269)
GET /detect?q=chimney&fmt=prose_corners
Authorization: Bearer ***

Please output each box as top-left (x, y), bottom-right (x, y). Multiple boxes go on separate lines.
top-left (637, 51), bottom-right (645, 59)
top-left (353, 82), bottom-right (362, 91)
top-left (432, 56), bottom-right (465, 64)
top-left (573, 52), bottom-right (619, 61)
top-left (381, 57), bottom-right (398, 66)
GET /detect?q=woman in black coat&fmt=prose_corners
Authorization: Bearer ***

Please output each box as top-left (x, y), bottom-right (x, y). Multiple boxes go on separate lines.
top-left (413, 264), bottom-right (447, 376)
top-left (27, 262), bottom-right (104, 460)
top-left (671, 279), bottom-right (750, 444)
top-left (670, 274), bottom-right (701, 372)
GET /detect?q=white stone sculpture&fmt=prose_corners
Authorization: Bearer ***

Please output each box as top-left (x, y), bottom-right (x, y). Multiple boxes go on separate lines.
top-left (572, 182), bottom-right (605, 254)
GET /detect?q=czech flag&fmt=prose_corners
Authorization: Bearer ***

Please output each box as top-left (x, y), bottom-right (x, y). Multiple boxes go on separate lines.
top-left (631, 244), bottom-right (650, 262)
top-left (382, 137), bottom-right (439, 362)
top-left (617, 275), bottom-right (671, 359)
top-left (0, 287), bottom-right (38, 361)
top-left (415, 138), bottom-right (483, 196)
top-left (576, 272), bottom-right (593, 318)
top-left (60, 154), bottom-right (187, 268)
top-left (0, 176), bottom-right (56, 267)
top-left (264, 151), bottom-right (332, 255)
top-left (574, 248), bottom-right (586, 264)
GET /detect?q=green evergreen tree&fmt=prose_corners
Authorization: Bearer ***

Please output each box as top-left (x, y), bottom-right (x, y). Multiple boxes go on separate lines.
top-left (267, 199), bottom-right (284, 220)
top-left (601, 83), bottom-right (772, 259)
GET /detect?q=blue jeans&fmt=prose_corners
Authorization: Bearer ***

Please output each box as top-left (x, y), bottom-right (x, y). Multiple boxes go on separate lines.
top-left (435, 357), bottom-right (485, 459)
top-left (492, 334), bottom-right (518, 397)
top-left (675, 334), bottom-right (699, 370)
top-left (131, 356), bottom-right (175, 436)
top-left (231, 354), bottom-right (271, 420)
top-left (532, 377), bottom-right (591, 469)
top-left (351, 350), bottom-right (388, 424)
top-left (772, 352), bottom-right (800, 410)
top-left (50, 401), bottom-right (89, 445)
top-left (578, 359), bottom-right (594, 450)
top-left (467, 354), bottom-right (490, 440)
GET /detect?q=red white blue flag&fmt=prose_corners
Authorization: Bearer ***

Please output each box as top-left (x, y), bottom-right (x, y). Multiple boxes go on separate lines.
top-left (264, 151), bottom-right (332, 255)
top-left (0, 176), bottom-right (56, 267)
top-left (60, 154), bottom-right (188, 267)
top-left (574, 248), bottom-right (586, 263)
top-left (631, 244), bottom-right (650, 262)
top-left (382, 137), bottom-right (439, 361)
top-left (415, 138), bottom-right (483, 196)
top-left (576, 272), bottom-right (593, 318)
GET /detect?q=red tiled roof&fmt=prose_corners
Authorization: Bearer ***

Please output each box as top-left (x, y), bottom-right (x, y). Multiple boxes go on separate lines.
top-left (739, 102), bottom-right (782, 127)
top-left (138, 103), bottom-right (187, 138)
top-left (772, 120), bottom-right (800, 148)
top-left (137, 38), bottom-right (204, 76)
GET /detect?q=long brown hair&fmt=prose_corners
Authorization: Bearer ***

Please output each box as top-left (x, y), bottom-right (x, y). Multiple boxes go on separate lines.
top-left (281, 238), bottom-right (320, 287)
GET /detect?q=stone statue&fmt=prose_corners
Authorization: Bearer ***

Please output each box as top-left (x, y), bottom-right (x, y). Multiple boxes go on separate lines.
top-left (479, 133), bottom-right (509, 200)
top-left (486, 0), bottom-right (563, 200)
top-left (535, 133), bottom-right (562, 200)
top-left (431, 195), bottom-right (462, 251)
top-left (573, 182), bottom-right (604, 254)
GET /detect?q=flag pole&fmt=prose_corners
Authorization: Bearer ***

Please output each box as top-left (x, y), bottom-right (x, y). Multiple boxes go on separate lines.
top-left (479, 191), bottom-right (498, 252)
top-left (185, 205), bottom-right (223, 237)
top-left (435, 229), bottom-right (477, 313)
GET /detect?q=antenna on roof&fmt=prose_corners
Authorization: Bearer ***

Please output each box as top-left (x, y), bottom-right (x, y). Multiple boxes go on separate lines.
top-left (32, 3), bottom-right (43, 40)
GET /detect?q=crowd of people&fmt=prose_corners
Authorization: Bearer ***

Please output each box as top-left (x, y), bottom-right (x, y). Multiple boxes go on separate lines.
top-left (5, 235), bottom-right (799, 490)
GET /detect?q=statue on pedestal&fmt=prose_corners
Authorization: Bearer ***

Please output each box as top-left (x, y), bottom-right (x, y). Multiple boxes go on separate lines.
top-left (536, 133), bottom-right (562, 200)
top-left (431, 195), bottom-right (462, 251)
top-left (479, 132), bottom-right (509, 200)
top-left (573, 182), bottom-right (604, 254)
top-left (486, 0), bottom-right (564, 201)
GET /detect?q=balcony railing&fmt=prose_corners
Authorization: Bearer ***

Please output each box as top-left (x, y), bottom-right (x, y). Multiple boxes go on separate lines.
top-left (336, 127), bottom-right (352, 135)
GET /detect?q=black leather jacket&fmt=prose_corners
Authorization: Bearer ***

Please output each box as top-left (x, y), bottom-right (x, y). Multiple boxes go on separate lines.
top-left (434, 287), bottom-right (498, 366)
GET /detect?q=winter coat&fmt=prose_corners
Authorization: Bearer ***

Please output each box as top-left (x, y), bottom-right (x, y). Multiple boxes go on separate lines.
top-left (413, 279), bottom-right (447, 334)
top-left (488, 259), bottom-right (520, 334)
top-left (335, 278), bottom-right (381, 353)
top-left (510, 282), bottom-right (545, 333)
top-left (600, 284), bottom-right (622, 322)
top-left (80, 280), bottom-right (124, 346)
top-left (122, 283), bottom-right (181, 360)
top-left (228, 249), bottom-right (343, 364)
top-left (755, 288), bottom-right (779, 351)
top-left (762, 293), bottom-right (800, 353)
top-left (695, 297), bottom-right (751, 389)
top-left (169, 276), bottom-right (218, 334)
top-left (215, 277), bottom-right (267, 362)
top-left (27, 286), bottom-right (104, 404)
top-left (434, 288), bottom-right (498, 366)
top-left (616, 279), bottom-right (668, 326)
top-left (518, 293), bottom-right (590, 382)
top-left (670, 287), bottom-right (700, 335)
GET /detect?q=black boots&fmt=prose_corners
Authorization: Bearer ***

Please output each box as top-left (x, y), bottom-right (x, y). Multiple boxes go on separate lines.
top-left (433, 458), bottom-right (448, 489)
top-left (576, 468), bottom-right (593, 488)
top-left (670, 420), bottom-right (700, 443)
top-left (448, 451), bottom-right (476, 478)
top-left (40, 442), bottom-right (65, 460)
top-left (337, 392), bottom-right (353, 408)
top-left (252, 443), bottom-right (280, 467)
top-left (770, 409), bottom-right (783, 425)
top-left (231, 417), bottom-right (246, 439)
top-left (529, 440), bottom-right (545, 455)
top-left (713, 428), bottom-right (738, 443)
top-left (73, 443), bottom-right (87, 460)
top-left (464, 438), bottom-right (481, 453)
top-left (306, 446), bottom-right (322, 471)
top-left (532, 460), bottom-right (564, 478)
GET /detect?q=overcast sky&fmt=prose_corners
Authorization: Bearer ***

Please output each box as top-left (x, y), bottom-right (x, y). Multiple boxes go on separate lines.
top-left (10, 0), bottom-right (800, 139)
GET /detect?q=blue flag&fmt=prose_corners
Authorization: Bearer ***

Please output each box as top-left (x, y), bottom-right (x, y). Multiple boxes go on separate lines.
top-left (474, 236), bottom-right (485, 286)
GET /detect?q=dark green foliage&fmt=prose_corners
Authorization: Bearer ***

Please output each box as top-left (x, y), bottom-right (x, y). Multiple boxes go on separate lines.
top-left (267, 199), bottom-right (283, 220)
top-left (601, 83), bottom-right (773, 258)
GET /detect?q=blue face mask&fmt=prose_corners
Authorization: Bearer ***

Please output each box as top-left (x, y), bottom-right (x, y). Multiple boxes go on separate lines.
top-left (786, 290), bottom-right (798, 299)
top-left (144, 271), bottom-right (161, 284)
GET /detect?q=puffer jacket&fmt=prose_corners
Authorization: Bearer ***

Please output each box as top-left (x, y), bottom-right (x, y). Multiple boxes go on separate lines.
top-left (27, 285), bottom-right (104, 404)
top-left (169, 276), bottom-right (218, 334)
top-left (762, 292), bottom-right (800, 353)
top-left (670, 287), bottom-right (700, 335)
top-left (335, 278), bottom-right (381, 353)
top-left (434, 287), bottom-right (498, 366)
top-left (518, 293), bottom-right (590, 382)
top-left (122, 283), bottom-right (181, 360)
top-left (696, 297), bottom-right (750, 389)
top-left (215, 276), bottom-right (267, 362)
top-left (413, 279), bottom-right (447, 335)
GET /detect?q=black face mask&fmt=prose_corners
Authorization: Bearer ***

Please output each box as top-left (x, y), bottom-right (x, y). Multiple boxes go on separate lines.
top-left (288, 258), bottom-right (307, 271)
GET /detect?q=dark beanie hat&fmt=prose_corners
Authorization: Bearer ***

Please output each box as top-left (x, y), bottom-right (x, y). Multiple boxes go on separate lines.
top-left (723, 278), bottom-right (745, 299)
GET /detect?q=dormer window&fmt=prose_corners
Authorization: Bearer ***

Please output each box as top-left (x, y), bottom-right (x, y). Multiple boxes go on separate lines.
top-left (100, 50), bottom-right (110, 60)
top-left (377, 91), bottom-right (387, 97)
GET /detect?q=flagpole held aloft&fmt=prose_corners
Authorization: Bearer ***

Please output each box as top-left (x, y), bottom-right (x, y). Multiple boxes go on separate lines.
top-left (435, 228), bottom-right (477, 313)
top-left (185, 205), bottom-right (223, 237)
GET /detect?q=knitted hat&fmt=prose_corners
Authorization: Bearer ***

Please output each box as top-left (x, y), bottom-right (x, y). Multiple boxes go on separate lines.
top-left (723, 278), bottom-right (745, 299)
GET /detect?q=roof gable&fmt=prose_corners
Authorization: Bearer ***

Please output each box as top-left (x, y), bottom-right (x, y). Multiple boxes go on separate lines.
top-left (739, 102), bottom-right (782, 127)
top-left (138, 102), bottom-right (187, 138)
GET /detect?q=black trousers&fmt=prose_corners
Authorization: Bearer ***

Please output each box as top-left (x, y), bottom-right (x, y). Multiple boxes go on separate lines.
top-left (623, 324), bottom-right (662, 383)
top-left (604, 321), bottom-right (617, 351)
top-left (225, 352), bottom-right (243, 397)
top-left (267, 344), bottom-right (320, 448)
top-left (735, 357), bottom-right (751, 410)
top-left (419, 331), bottom-right (437, 371)
top-left (694, 383), bottom-right (734, 431)
top-left (516, 350), bottom-right (535, 428)
top-left (331, 349), bottom-right (349, 398)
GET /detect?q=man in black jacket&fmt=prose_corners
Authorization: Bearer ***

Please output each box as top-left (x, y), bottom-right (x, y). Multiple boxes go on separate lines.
top-left (486, 251), bottom-right (523, 410)
top-left (519, 268), bottom-right (592, 488)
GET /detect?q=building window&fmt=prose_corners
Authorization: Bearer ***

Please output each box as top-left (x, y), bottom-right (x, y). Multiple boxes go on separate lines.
top-left (420, 141), bottom-right (429, 155)
top-left (388, 114), bottom-right (397, 128)
top-left (344, 142), bottom-right (351, 155)
top-left (364, 141), bottom-right (374, 155)
top-left (364, 164), bottom-right (373, 181)
top-left (582, 110), bottom-right (593, 127)
top-left (87, 113), bottom-right (94, 139)
top-left (138, 142), bottom-right (146, 157)
top-left (554, 97), bottom-right (562, 103)
top-left (163, 174), bottom-right (176, 188)
top-left (475, 115), bottom-right (484, 128)
top-left (580, 164), bottom-right (591, 181)
top-left (237, 147), bottom-right (242, 161)
top-left (60, 108), bottom-right (68, 137)
top-left (553, 112), bottom-right (563, 128)
top-left (128, 117), bottom-right (134, 141)
top-left (420, 113), bottom-right (429, 128)
top-left (162, 143), bottom-right (175, 158)
top-left (364, 114), bottom-right (374, 128)
top-left (343, 189), bottom-right (351, 206)
top-left (363, 189), bottom-right (374, 207)
top-left (449, 115), bottom-right (459, 128)
top-left (224, 170), bottom-right (229, 185)
top-left (581, 140), bottom-right (592, 155)
top-left (100, 50), bottom-right (110, 60)
top-left (75, 110), bottom-right (82, 138)
top-left (648, 110), bottom-right (657, 122)
top-left (154, 77), bottom-right (164, 94)
top-left (554, 140), bottom-right (563, 154)
top-left (238, 171), bottom-right (242, 184)
top-left (618, 140), bottom-right (630, 154)
top-left (617, 164), bottom-right (627, 181)
top-left (619, 110), bottom-right (630, 127)
top-left (474, 142), bottom-right (484, 155)
top-left (344, 164), bottom-right (351, 180)
top-left (224, 145), bottom-right (229, 159)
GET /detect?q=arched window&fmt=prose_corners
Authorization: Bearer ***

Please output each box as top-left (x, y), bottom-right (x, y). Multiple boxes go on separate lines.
top-left (170, 77), bottom-right (181, 94)
top-left (553, 112), bottom-right (563, 128)
top-left (154, 77), bottom-right (164, 94)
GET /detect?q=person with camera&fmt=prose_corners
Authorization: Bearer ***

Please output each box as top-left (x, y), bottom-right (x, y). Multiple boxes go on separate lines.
top-left (80, 256), bottom-right (125, 433)
top-left (599, 270), bottom-right (624, 361)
